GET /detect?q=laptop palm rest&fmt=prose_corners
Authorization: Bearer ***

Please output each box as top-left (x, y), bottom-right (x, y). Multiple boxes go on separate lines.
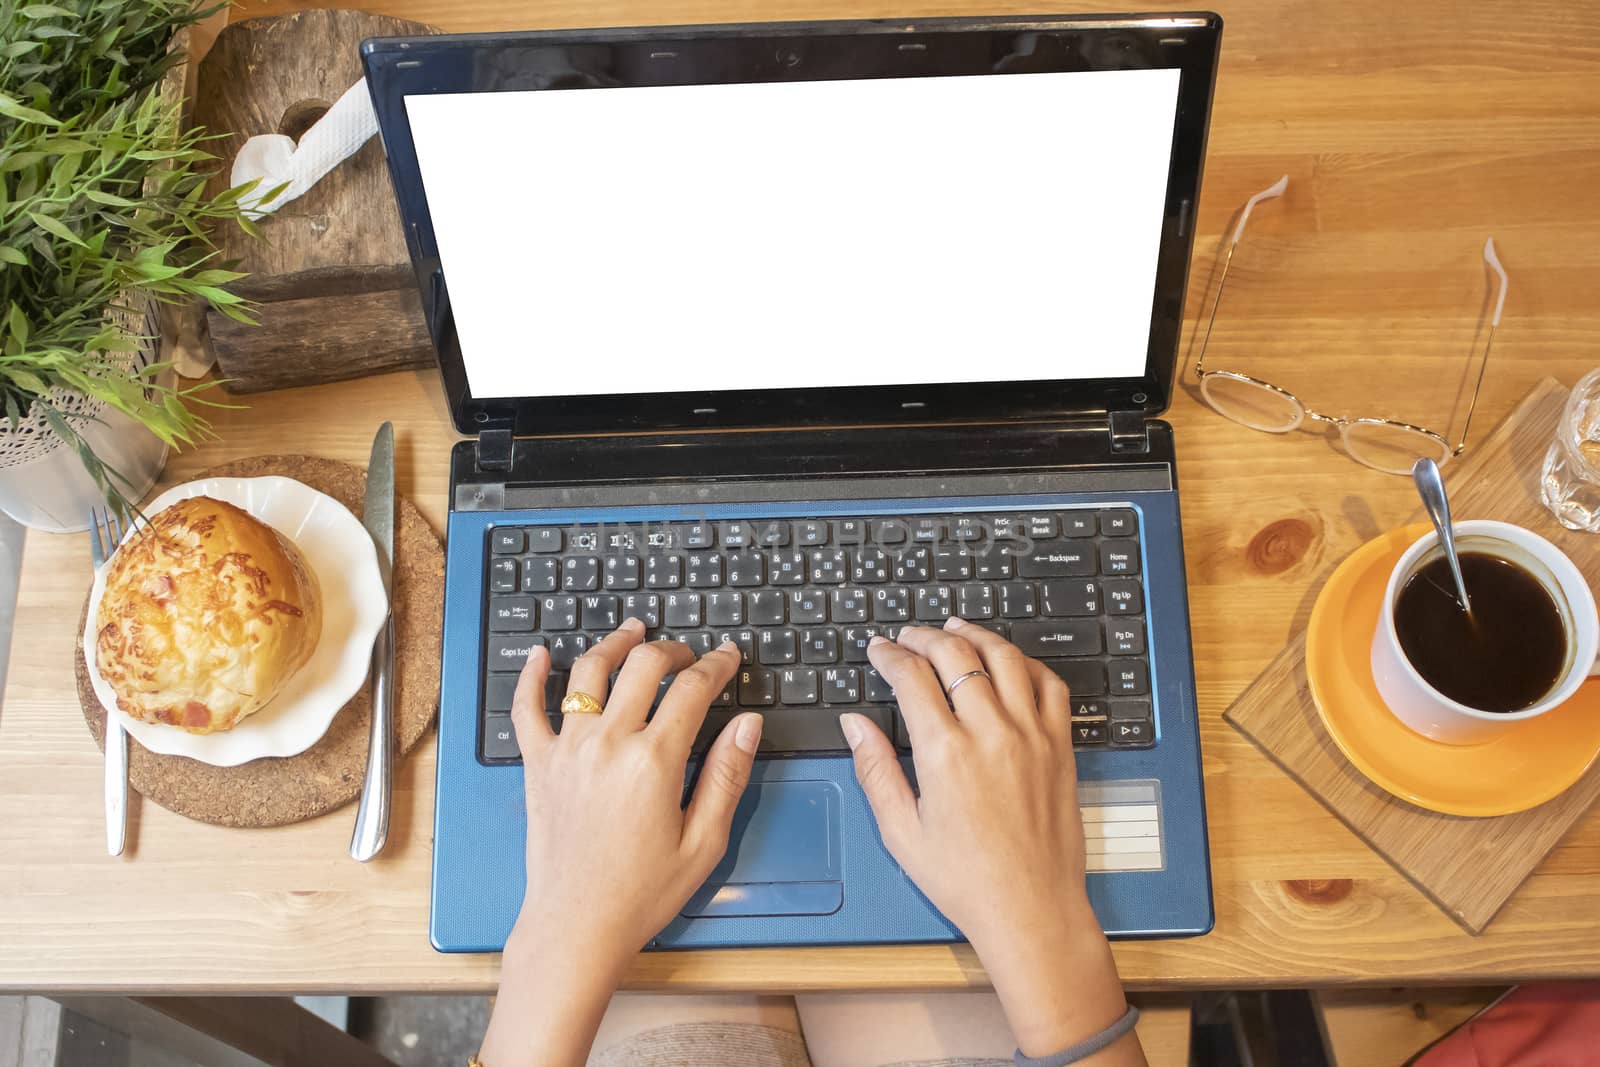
top-left (681, 780), bottom-right (843, 918)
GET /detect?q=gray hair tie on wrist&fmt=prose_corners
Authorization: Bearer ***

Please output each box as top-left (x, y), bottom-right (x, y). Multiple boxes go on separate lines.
top-left (1013, 1003), bottom-right (1140, 1067)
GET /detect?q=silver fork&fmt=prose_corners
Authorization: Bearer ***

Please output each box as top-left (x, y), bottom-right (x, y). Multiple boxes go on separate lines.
top-left (88, 508), bottom-right (129, 857)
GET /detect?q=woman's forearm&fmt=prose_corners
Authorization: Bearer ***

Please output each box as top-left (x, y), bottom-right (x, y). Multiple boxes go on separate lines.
top-left (477, 921), bottom-right (625, 1067)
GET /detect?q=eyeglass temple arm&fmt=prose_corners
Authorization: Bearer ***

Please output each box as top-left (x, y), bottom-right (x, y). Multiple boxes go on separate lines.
top-left (1452, 237), bottom-right (1508, 456)
top-left (1194, 175), bottom-right (1289, 378)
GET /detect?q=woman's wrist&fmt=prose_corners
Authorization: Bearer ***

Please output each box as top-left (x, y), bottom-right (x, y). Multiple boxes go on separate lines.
top-left (478, 917), bottom-right (629, 1067)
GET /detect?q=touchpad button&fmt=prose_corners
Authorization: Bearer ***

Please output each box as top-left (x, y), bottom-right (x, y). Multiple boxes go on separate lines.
top-left (680, 780), bottom-right (842, 918)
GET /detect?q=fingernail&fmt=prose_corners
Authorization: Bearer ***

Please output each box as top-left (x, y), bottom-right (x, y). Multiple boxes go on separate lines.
top-left (839, 713), bottom-right (865, 750)
top-left (718, 640), bottom-right (739, 654)
top-left (945, 615), bottom-right (967, 629)
top-left (620, 617), bottom-right (645, 632)
top-left (869, 635), bottom-right (889, 648)
top-left (735, 713), bottom-right (763, 753)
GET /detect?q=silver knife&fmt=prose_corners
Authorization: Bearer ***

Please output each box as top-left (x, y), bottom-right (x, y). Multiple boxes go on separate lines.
top-left (351, 422), bottom-right (395, 861)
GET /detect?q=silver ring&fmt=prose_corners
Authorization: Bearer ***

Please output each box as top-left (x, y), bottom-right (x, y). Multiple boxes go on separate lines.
top-left (946, 669), bottom-right (991, 696)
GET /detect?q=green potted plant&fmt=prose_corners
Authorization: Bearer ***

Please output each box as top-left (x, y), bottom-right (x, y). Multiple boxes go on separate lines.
top-left (0, 0), bottom-right (266, 531)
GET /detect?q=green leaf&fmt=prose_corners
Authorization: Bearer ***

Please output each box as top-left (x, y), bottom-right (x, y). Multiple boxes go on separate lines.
top-left (6, 369), bottom-right (49, 396)
top-left (0, 94), bottom-right (60, 127)
top-left (0, 247), bottom-right (27, 266)
top-left (31, 25), bottom-right (81, 40)
top-left (6, 304), bottom-right (30, 348)
top-left (27, 210), bottom-right (84, 247)
top-left (82, 188), bottom-right (135, 207)
top-left (19, 4), bottom-right (78, 17)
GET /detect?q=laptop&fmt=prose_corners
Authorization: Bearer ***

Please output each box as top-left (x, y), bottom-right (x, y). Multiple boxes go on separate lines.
top-left (361, 12), bottom-right (1221, 952)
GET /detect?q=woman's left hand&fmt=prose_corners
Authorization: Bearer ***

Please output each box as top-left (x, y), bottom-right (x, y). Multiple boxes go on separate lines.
top-left (479, 618), bottom-right (763, 1067)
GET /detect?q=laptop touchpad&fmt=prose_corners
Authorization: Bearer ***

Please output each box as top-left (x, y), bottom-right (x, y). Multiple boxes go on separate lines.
top-left (681, 780), bottom-right (843, 918)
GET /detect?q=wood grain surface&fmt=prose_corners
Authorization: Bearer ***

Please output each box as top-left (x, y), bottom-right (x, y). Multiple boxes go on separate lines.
top-left (2, 0), bottom-right (1600, 994)
top-left (72, 456), bottom-right (443, 829)
top-left (1226, 380), bottom-right (1600, 935)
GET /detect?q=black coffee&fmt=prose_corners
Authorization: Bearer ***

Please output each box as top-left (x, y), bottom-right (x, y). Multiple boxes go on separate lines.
top-left (1393, 551), bottom-right (1567, 713)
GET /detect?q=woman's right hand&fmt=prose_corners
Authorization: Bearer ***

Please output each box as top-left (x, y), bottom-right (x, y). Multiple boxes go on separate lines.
top-left (841, 616), bottom-right (1142, 1064)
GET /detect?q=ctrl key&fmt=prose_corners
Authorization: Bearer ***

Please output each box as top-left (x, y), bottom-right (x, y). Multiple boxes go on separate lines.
top-left (482, 714), bottom-right (521, 761)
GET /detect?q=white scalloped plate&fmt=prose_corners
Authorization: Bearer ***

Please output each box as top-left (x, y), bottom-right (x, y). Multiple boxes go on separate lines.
top-left (83, 476), bottom-right (386, 766)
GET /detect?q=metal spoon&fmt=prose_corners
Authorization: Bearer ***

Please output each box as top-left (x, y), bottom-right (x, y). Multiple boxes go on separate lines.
top-left (1412, 457), bottom-right (1472, 614)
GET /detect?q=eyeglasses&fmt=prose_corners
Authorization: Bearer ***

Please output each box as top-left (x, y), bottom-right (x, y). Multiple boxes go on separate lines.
top-left (1191, 175), bottom-right (1509, 474)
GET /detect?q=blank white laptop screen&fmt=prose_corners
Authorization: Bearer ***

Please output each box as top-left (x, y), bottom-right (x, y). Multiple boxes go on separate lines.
top-left (404, 67), bottom-right (1181, 400)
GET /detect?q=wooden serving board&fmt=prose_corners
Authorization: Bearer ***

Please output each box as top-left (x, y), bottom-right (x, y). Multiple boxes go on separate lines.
top-left (74, 456), bottom-right (444, 828)
top-left (1226, 378), bottom-right (1600, 933)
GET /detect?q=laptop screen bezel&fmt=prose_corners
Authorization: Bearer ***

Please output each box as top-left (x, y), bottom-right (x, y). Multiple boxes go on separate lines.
top-left (363, 14), bottom-right (1223, 437)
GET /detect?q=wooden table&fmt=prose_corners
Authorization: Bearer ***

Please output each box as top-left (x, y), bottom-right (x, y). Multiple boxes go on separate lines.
top-left (4, 0), bottom-right (1600, 997)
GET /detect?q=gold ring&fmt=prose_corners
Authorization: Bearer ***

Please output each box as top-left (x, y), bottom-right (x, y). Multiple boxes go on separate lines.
top-left (559, 691), bottom-right (604, 716)
top-left (946, 669), bottom-right (990, 696)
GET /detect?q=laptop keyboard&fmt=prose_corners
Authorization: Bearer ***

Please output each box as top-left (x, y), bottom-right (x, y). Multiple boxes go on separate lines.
top-left (479, 510), bottom-right (1154, 763)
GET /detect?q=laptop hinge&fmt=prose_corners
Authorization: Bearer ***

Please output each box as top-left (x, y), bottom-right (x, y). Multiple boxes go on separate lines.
top-left (476, 426), bottom-right (515, 472)
top-left (1108, 409), bottom-right (1150, 455)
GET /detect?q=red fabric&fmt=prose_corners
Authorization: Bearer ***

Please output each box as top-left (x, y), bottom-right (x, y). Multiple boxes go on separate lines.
top-left (1412, 984), bottom-right (1600, 1067)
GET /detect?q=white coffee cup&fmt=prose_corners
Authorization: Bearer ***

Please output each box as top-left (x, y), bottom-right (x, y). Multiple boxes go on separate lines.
top-left (1370, 519), bottom-right (1600, 745)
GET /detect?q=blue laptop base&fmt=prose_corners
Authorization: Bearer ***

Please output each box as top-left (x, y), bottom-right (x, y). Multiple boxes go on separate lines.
top-left (431, 487), bottom-right (1212, 952)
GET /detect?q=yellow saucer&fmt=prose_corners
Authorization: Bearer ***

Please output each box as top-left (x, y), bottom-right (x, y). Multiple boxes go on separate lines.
top-left (1304, 523), bottom-right (1600, 817)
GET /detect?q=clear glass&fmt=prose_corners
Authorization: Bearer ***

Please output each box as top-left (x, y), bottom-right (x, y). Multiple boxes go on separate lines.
top-left (1342, 419), bottom-right (1451, 475)
top-left (1198, 372), bottom-right (1303, 432)
top-left (1541, 368), bottom-right (1600, 531)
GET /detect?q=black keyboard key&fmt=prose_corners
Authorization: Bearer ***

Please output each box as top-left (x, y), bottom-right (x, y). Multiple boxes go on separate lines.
top-left (1099, 540), bottom-right (1141, 576)
top-left (788, 588), bottom-right (827, 624)
top-left (603, 554), bottom-right (641, 590)
top-left (1106, 619), bottom-right (1146, 655)
top-left (809, 548), bottom-right (848, 584)
top-left (872, 586), bottom-right (911, 622)
top-left (540, 594), bottom-right (579, 630)
top-left (489, 558), bottom-right (517, 593)
top-left (758, 627), bottom-right (798, 665)
top-left (915, 584), bottom-right (954, 621)
top-left (719, 521), bottom-right (753, 548)
top-left (681, 522), bottom-right (713, 549)
top-left (712, 678), bottom-right (737, 707)
top-left (894, 546), bottom-right (931, 582)
top-left (951, 516), bottom-right (984, 542)
top-left (1072, 721), bottom-right (1107, 746)
top-left (1099, 509), bottom-right (1138, 537)
top-left (974, 544), bottom-right (1015, 580)
top-left (562, 557), bottom-right (600, 591)
top-left (676, 631), bottom-right (714, 656)
top-left (822, 666), bottom-right (861, 704)
top-left (864, 666), bottom-right (894, 702)
top-left (706, 591), bottom-right (744, 627)
top-left (748, 590), bottom-right (786, 626)
top-left (664, 592), bottom-right (703, 628)
top-left (1017, 545), bottom-right (1095, 578)
top-left (756, 520), bottom-right (790, 546)
top-left (842, 626), bottom-right (879, 662)
top-left (1026, 514), bottom-right (1058, 538)
top-left (686, 553), bottom-right (724, 588)
top-left (893, 709), bottom-right (912, 750)
top-left (830, 587), bottom-right (870, 624)
top-left (485, 673), bottom-right (518, 712)
top-left (956, 583), bottom-right (995, 619)
top-left (1072, 698), bottom-right (1109, 718)
top-left (521, 556), bottom-right (560, 592)
top-left (769, 550), bottom-right (806, 586)
top-left (738, 666), bottom-right (778, 705)
top-left (797, 520), bottom-right (830, 546)
top-left (529, 527), bottom-right (564, 553)
top-left (645, 554), bottom-right (684, 589)
top-left (853, 547), bottom-right (890, 584)
top-left (580, 594), bottom-right (619, 630)
top-left (483, 714), bottom-right (520, 759)
top-left (779, 667), bottom-right (820, 704)
top-left (548, 633), bottom-right (590, 669)
top-left (489, 595), bottom-right (536, 631)
top-left (1109, 660), bottom-right (1150, 695)
top-left (1041, 580), bottom-right (1100, 617)
top-left (1012, 619), bottom-right (1102, 657)
top-left (1042, 659), bottom-right (1107, 697)
top-left (934, 547), bottom-right (973, 580)
top-left (492, 529), bottom-right (524, 554)
top-left (873, 518), bottom-right (907, 544)
top-left (974, 621), bottom-right (1009, 639)
top-left (991, 516), bottom-right (1024, 540)
top-left (622, 593), bottom-right (661, 629)
top-left (1060, 513), bottom-right (1096, 538)
top-left (545, 671), bottom-right (567, 709)
top-left (488, 634), bottom-right (546, 673)
top-left (727, 550), bottom-right (765, 587)
top-left (998, 582), bottom-right (1038, 618)
top-left (715, 628), bottom-right (757, 664)
top-left (911, 517), bottom-right (942, 543)
top-left (1110, 719), bottom-right (1151, 746)
top-left (1102, 578), bottom-right (1144, 615)
top-left (834, 519), bottom-right (866, 545)
top-left (1110, 700), bottom-right (1151, 721)
top-left (802, 628), bottom-right (839, 663)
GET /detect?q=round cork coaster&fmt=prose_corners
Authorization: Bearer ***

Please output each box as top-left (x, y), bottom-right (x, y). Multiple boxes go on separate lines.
top-left (75, 455), bottom-right (443, 828)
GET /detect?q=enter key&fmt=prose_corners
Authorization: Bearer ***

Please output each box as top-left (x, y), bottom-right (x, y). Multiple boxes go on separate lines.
top-left (1011, 619), bottom-right (1104, 657)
